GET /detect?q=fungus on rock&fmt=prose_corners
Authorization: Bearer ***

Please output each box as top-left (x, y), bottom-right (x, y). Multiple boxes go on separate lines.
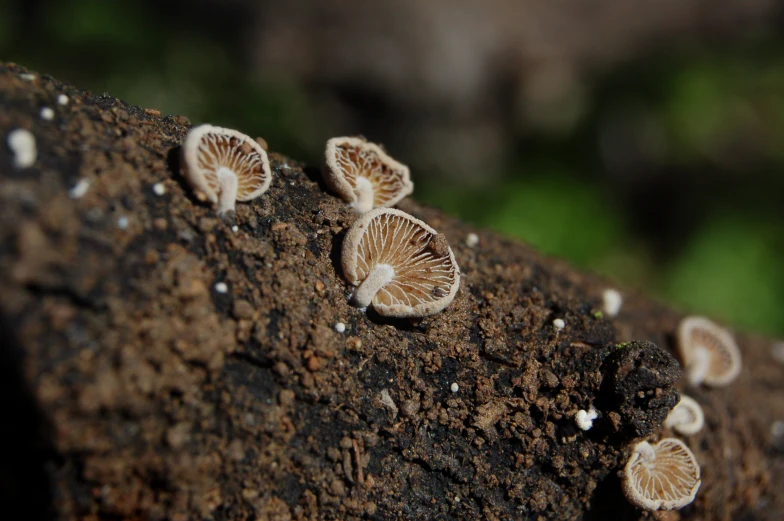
top-left (342, 208), bottom-right (459, 317)
top-left (677, 315), bottom-right (741, 387)
top-left (664, 394), bottom-right (704, 436)
top-left (323, 136), bottom-right (413, 214)
top-left (181, 124), bottom-right (271, 219)
top-left (622, 438), bottom-right (701, 511)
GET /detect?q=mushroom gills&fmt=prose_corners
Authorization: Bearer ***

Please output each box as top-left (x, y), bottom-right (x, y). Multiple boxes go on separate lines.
top-left (686, 345), bottom-right (711, 386)
top-left (352, 176), bottom-right (375, 214)
top-left (216, 167), bottom-right (239, 217)
top-left (352, 263), bottom-right (395, 309)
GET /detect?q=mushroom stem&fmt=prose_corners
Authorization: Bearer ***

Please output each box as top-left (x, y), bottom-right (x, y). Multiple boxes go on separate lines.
top-left (216, 167), bottom-right (238, 216)
top-left (353, 264), bottom-right (395, 309)
top-left (353, 176), bottom-right (375, 214)
top-left (686, 345), bottom-right (711, 386)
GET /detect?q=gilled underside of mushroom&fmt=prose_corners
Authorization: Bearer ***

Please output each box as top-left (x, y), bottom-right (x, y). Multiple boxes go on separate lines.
top-left (333, 142), bottom-right (411, 213)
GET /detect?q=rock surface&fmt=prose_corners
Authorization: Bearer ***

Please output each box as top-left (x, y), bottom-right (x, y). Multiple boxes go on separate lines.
top-left (1, 63), bottom-right (782, 520)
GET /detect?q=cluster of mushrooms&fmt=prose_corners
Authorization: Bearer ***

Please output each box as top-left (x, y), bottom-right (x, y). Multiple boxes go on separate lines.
top-left (178, 124), bottom-right (743, 514)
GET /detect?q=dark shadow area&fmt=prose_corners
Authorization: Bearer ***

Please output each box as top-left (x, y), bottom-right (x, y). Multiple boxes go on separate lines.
top-left (0, 311), bottom-right (58, 520)
top-left (583, 471), bottom-right (639, 521)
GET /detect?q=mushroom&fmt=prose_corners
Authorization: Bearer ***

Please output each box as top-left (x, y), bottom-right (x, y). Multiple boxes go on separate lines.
top-left (622, 438), bottom-right (701, 511)
top-left (664, 394), bottom-right (704, 435)
top-left (676, 316), bottom-right (741, 387)
top-left (323, 136), bottom-right (413, 214)
top-left (341, 208), bottom-right (460, 317)
top-left (181, 124), bottom-right (271, 219)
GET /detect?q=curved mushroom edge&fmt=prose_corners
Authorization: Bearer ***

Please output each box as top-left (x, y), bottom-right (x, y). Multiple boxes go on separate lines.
top-left (676, 315), bottom-right (742, 387)
top-left (323, 136), bottom-right (413, 209)
top-left (664, 394), bottom-right (705, 436)
top-left (341, 208), bottom-right (460, 318)
top-left (622, 438), bottom-right (702, 511)
top-left (181, 123), bottom-right (272, 205)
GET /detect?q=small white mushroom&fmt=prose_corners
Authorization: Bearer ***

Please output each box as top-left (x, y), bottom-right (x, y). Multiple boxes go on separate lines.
top-left (6, 129), bottom-right (37, 168)
top-left (342, 208), bottom-right (460, 317)
top-left (664, 394), bottom-right (704, 435)
top-left (575, 407), bottom-right (598, 430)
top-left (602, 288), bottom-right (623, 317)
top-left (465, 233), bottom-right (479, 248)
top-left (622, 438), bottom-right (701, 511)
top-left (334, 322), bottom-right (346, 333)
top-left (181, 124), bottom-right (272, 219)
top-left (323, 136), bottom-right (413, 214)
top-left (68, 178), bottom-right (91, 199)
top-left (553, 318), bottom-right (565, 331)
top-left (677, 316), bottom-right (741, 387)
top-left (39, 107), bottom-right (55, 121)
top-left (57, 94), bottom-right (69, 106)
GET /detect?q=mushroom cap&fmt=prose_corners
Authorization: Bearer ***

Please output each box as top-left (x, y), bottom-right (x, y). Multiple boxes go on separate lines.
top-left (664, 394), bottom-right (704, 436)
top-left (324, 136), bottom-right (413, 209)
top-left (622, 438), bottom-right (701, 511)
top-left (181, 124), bottom-right (271, 204)
top-left (677, 316), bottom-right (741, 387)
top-left (342, 208), bottom-right (460, 317)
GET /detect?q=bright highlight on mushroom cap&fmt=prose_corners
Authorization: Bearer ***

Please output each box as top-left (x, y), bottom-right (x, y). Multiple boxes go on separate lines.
top-left (677, 316), bottom-right (741, 387)
top-left (342, 208), bottom-right (460, 317)
top-left (323, 137), bottom-right (413, 214)
top-left (664, 394), bottom-right (704, 436)
top-left (181, 124), bottom-right (271, 215)
top-left (622, 438), bottom-right (701, 511)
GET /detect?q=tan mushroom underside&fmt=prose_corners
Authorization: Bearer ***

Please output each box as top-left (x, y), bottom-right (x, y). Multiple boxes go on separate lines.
top-left (182, 124), bottom-right (271, 206)
top-left (677, 316), bottom-right (741, 387)
top-left (664, 395), bottom-right (704, 435)
top-left (622, 438), bottom-right (701, 511)
top-left (342, 208), bottom-right (459, 317)
top-left (324, 137), bottom-right (413, 212)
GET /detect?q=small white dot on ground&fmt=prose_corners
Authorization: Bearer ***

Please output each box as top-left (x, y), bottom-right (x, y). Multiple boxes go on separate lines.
top-left (152, 182), bottom-right (166, 196)
top-left (6, 129), bottom-right (37, 168)
top-left (57, 94), bottom-right (69, 105)
top-left (465, 233), bottom-right (479, 248)
top-left (214, 282), bottom-right (228, 294)
top-left (602, 288), bottom-right (623, 317)
top-left (450, 382), bottom-right (459, 393)
top-left (68, 178), bottom-right (91, 199)
top-left (334, 322), bottom-right (346, 333)
top-left (553, 318), bottom-right (565, 330)
top-left (20, 73), bottom-right (36, 81)
top-left (116, 216), bottom-right (129, 230)
top-left (40, 107), bottom-right (55, 121)
top-left (231, 225), bottom-right (239, 233)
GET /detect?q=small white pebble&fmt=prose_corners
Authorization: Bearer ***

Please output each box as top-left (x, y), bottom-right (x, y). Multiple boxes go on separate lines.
top-left (772, 421), bottom-right (784, 438)
top-left (57, 94), bottom-right (69, 106)
top-left (68, 178), bottom-right (91, 199)
top-left (334, 322), bottom-right (346, 333)
top-left (231, 225), bottom-right (239, 233)
top-left (602, 288), bottom-right (623, 317)
top-left (553, 318), bottom-right (565, 331)
top-left (465, 232), bottom-right (479, 248)
top-left (116, 216), bottom-right (129, 230)
top-left (450, 382), bottom-right (459, 393)
top-left (19, 73), bottom-right (36, 81)
top-left (772, 342), bottom-right (784, 364)
top-left (575, 407), bottom-right (599, 431)
top-left (6, 128), bottom-right (37, 168)
top-left (152, 182), bottom-right (166, 196)
top-left (454, 496), bottom-right (461, 503)
top-left (214, 282), bottom-right (228, 294)
top-left (39, 107), bottom-right (55, 121)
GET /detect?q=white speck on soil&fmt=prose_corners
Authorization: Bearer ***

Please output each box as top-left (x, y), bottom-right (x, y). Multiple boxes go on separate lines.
top-left (68, 178), bottom-right (91, 199)
top-left (575, 408), bottom-right (598, 430)
top-left (214, 282), bottom-right (228, 294)
top-left (334, 322), bottom-right (346, 333)
top-left (152, 182), bottom-right (166, 196)
top-left (465, 233), bottom-right (479, 248)
top-left (6, 128), bottom-right (37, 168)
top-left (602, 288), bottom-right (623, 317)
top-left (450, 382), bottom-right (459, 393)
top-left (117, 216), bottom-right (129, 230)
top-left (39, 107), bottom-right (55, 121)
top-left (231, 225), bottom-right (239, 233)
top-left (553, 318), bottom-right (565, 331)
top-left (20, 73), bottom-right (36, 81)
top-left (57, 94), bottom-right (69, 105)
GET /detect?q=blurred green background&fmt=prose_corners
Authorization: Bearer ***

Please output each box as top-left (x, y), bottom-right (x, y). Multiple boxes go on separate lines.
top-left (2, 0), bottom-right (782, 336)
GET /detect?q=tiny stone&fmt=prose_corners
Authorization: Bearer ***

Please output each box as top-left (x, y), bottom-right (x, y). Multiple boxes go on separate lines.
top-left (6, 128), bottom-right (37, 168)
top-left (553, 318), bottom-right (565, 331)
top-left (152, 182), bottom-right (166, 196)
top-left (57, 94), bottom-right (69, 105)
top-left (39, 107), bottom-right (55, 121)
top-left (465, 233), bottom-right (479, 248)
top-left (334, 322), bottom-right (346, 333)
top-left (231, 225), bottom-right (239, 233)
top-left (214, 282), bottom-right (228, 294)
top-left (450, 382), bottom-right (459, 393)
top-left (68, 178), bottom-right (91, 199)
top-left (116, 216), bottom-right (129, 230)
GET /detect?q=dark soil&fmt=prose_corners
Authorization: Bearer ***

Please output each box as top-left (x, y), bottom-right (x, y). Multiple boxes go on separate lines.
top-left (1, 62), bottom-right (782, 521)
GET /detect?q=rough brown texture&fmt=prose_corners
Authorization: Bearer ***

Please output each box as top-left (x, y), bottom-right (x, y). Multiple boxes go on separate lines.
top-left (1, 63), bottom-right (783, 521)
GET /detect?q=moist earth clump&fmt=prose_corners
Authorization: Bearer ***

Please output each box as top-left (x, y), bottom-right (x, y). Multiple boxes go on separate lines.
top-left (1, 63), bottom-right (782, 521)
